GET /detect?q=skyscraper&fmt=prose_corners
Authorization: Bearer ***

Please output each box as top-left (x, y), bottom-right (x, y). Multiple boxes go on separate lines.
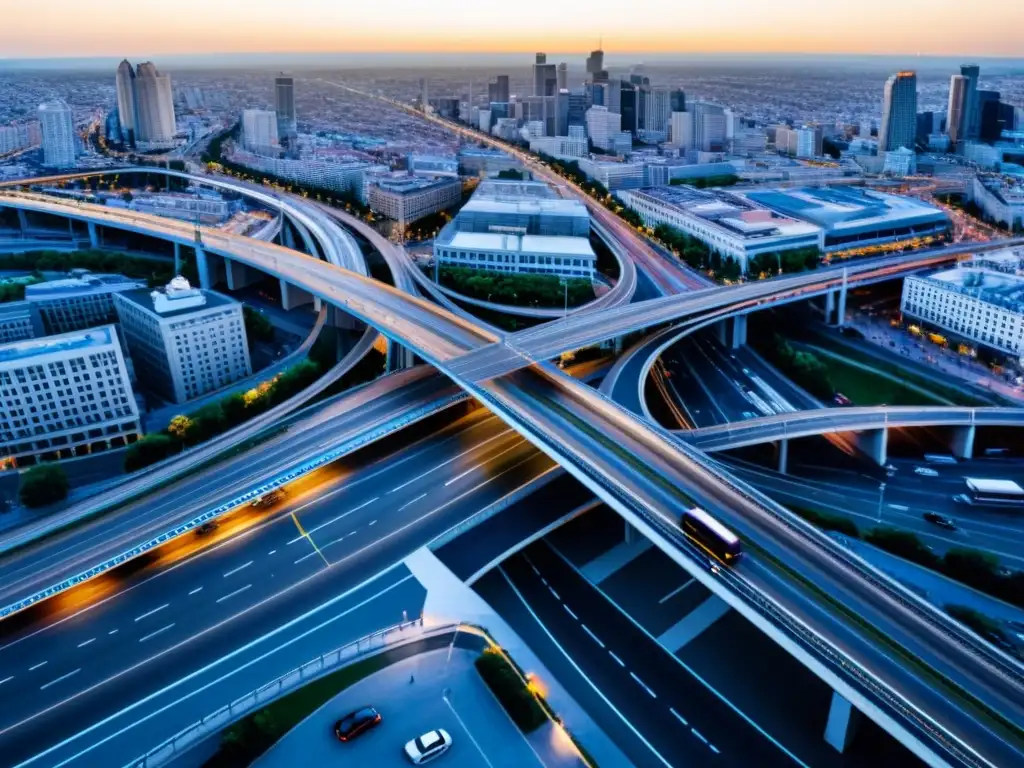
top-left (275, 74), bottom-right (296, 140)
top-left (488, 75), bottom-right (510, 105)
top-left (115, 59), bottom-right (137, 146)
top-left (669, 89), bottom-right (686, 114)
top-left (133, 62), bottom-right (176, 146)
top-left (242, 109), bottom-right (279, 151)
top-left (692, 102), bottom-right (727, 152)
top-left (960, 64), bottom-right (981, 141)
top-left (947, 75), bottom-right (969, 146)
top-left (879, 71), bottom-right (918, 152)
top-left (557, 63), bottom-right (568, 91)
top-left (644, 86), bottom-right (672, 138)
top-left (533, 53), bottom-right (557, 97)
top-left (585, 48), bottom-right (604, 79)
top-left (38, 101), bottom-right (76, 168)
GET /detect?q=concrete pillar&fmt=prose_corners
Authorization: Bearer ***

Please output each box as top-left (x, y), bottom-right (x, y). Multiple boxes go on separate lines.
top-left (624, 520), bottom-right (637, 544)
top-left (174, 242), bottom-right (182, 275)
top-left (326, 304), bottom-right (359, 330)
top-left (224, 259), bottom-right (256, 291)
top-left (777, 438), bottom-right (789, 474)
top-left (16, 209), bottom-right (29, 232)
top-left (836, 268), bottom-right (849, 328)
top-left (855, 428), bottom-right (888, 466)
top-left (196, 246), bottom-right (212, 290)
top-left (87, 221), bottom-right (99, 249)
top-left (387, 341), bottom-right (415, 372)
top-left (824, 290), bottom-right (836, 325)
top-left (613, 336), bottom-right (623, 354)
top-left (950, 424), bottom-right (976, 460)
top-left (282, 221), bottom-right (297, 251)
top-left (730, 315), bottom-right (748, 349)
top-left (824, 691), bottom-right (861, 753)
top-left (714, 319), bottom-right (728, 346)
top-left (279, 279), bottom-right (315, 311)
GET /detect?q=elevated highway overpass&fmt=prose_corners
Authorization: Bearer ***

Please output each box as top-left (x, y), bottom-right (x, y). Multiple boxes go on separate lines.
top-left (1, 191), bottom-right (1023, 767)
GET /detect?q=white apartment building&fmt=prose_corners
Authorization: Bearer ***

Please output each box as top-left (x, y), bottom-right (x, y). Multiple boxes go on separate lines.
top-left (883, 147), bottom-right (917, 177)
top-left (242, 109), bottom-right (279, 152)
top-left (434, 232), bottom-right (596, 279)
top-left (229, 150), bottom-right (380, 196)
top-left (585, 106), bottom-right (620, 152)
top-left (25, 272), bottom-right (146, 335)
top-left (37, 101), bottom-right (76, 169)
top-left (114, 277), bottom-right (251, 404)
top-left (670, 111), bottom-right (694, 150)
top-left (972, 177), bottom-right (1024, 230)
top-left (901, 267), bottom-right (1024, 357)
top-left (577, 158), bottom-right (645, 190)
top-left (529, 133), bottom-right (587, 159)
top-left (0, 325), bottom-right (141, 463)
top-left (366, 177), bottom-right (462, 228)
top-left (0, 303), bottom-right (34, 344)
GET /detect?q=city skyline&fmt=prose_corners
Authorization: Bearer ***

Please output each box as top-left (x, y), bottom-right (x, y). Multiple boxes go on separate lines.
top-left (3, 0), bottom-right (1024, 60)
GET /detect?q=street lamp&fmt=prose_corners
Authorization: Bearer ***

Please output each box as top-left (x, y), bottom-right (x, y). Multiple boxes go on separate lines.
top-left (876, 481), bottom-right (887, 523)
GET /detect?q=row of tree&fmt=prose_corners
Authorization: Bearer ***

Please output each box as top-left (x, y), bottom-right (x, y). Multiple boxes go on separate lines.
top-left (769, 334), bottom-right (835, 400)
top-left (438, 266), bottom-right (593, 308)
top-left (0, 248), bottom-right (196, 289)
top-left (651, 223), bottom-right (742, 281)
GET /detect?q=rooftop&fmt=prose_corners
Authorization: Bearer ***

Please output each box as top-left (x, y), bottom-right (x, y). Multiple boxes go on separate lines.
top-left (0, 302), bottom-right (31, 321)
top-left (371, 176), bottom-right (461, 195)
top-left (24, 272), bottom-right (145, 300)
top-left (116, 276), bottom-right (237, 318)
top-left (0, 325), bottom-right (116, 365)
top-left (739, 186), bottom-right (948, 232)
top-left (923, 267), bottom-right (1024, 312)
top-left (628, 186), bottom-right (821, 241)
top-left (440, 229), bottom-right (596, 258)
top-left (473, 179), bottom-right (559, 201)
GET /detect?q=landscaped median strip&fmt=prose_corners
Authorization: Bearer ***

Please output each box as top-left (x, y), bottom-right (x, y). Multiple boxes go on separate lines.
top-left (0, 394), bottom-right (465, 622)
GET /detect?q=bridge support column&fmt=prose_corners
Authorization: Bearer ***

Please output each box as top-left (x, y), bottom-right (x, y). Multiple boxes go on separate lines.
top-left (196, 246), bottom-right (212, 289)
top-left (730, 315), bottom-right (747, 349)
top-left (777, 438), bottom-right (789, 474)
top-left (224, 258), bottom-right (257, 291)
top-left (281, 221), bottom-right (297, 251)
top-left (714, 319), bottom-right (728, 346)
top-left (87, 221), bottom-right (99, 249)
top-left (326, 304), bottom-right (360, 331)
top-left (613, 336), bottom-right (623, 354)
top-left (836, 270), bottom-right (849, 328)
top-left (855, 428), bottom-right (888, 466)
top-left (624, 520), bottom-right (637, 544)
top-left (387, 341), bottom-right (415, 372)
top-left (17, 209), bottom-right (29, 232)
top-left (823, 691), bottom-right (861, 753)
top-left (279, 279), bottom-right (314, 311)
top-left (173, 242), bottom-right (182, 275)
top-left (823, 291), bottom-right (836, 325)
top-left (950, 424), bottom-right (976, 460)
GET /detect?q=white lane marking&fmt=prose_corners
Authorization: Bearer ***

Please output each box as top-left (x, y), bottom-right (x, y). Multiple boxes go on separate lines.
top-left (286, 496), bottom-right (378, 544)
top-left (669, 707), bottom-right (688, 727)
top-left (444, 443), bottom-right (522, 487)
top-left (107, 630), bottom-right (118, 636)
top-left (294, 551), bottom-right (318, 564)
top-left (691, 728), bottom-right (708, 745)
top-left (222, 561), bottom-right (253, 578)
top-left (563, 604), bottom-right (579, 621)
top-left (888, 504), bottom-right (909, 511)
top-left (133, 604), bottom-right (169, 623)
top-left (138, 624), bottom-right (175, 644)
top-left (398, 493), bottom-right (427, 512)
top-left (267, 550), bottom-right (277, 556)
top-left (389, 476), bottom-right (421, 493)
top-left (368, 520), bottom-right (377, 526)
top-left (531, 564), bottom-right (540, 576)
top-left (394, 430), bottom-right (512, 494)
top-left (442, 695), bottom-right (496, 768)
top-left (630, 671), bottom-right (657, 698)
top-left (709, 742), bottom-right (721, 755)
top-left (548, 587), bottom-right (560, 600)
top-left (13, 571), bottom-right (415, 768)
top-left (28, 662), bottom-right (48, 671)
top-left (608, 651), bottom-right (625, 667)
top-left (188, 587), bottom-right (203, 596)
top-left (658, 579), bottom-right (695, 605)
top-left (0, 676), bottom-right (13, 686)
top-left (40, 669), bottom-right (81, 691)
top-left (76, 639), bottom-right (95, 649)
top-left (215, 584), bottom-right (252, 604)
top-left (580, 625), bottom-right (604, 648)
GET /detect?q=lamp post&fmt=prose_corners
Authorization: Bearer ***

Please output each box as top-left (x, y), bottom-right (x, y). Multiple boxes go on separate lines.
top-left (876, 481), bottom-right (887, 523)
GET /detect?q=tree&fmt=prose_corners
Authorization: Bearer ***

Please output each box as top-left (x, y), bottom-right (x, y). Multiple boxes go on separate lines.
top-left (822, 138), bottom-right (843, 160)
top-left (243, 306), bottom-right (275, 345)
top-left (121, 191), bottom-right (133, 203)
top-left (19, 463), bottom-right (69, 508)
top-left (865, 527), bottom-right (941, 569)
top-left (496, 169), bottom-right (525, 180)
top-left (124, 433), bottom-right (179, 472)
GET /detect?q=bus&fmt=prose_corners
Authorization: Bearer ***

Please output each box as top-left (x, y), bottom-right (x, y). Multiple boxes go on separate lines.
top-left (680, 508), bottom-right (743, 565)
top-left (962, 478), bottom-right (1024, 507)
top-left (924, 453), bottom-right (958, 465)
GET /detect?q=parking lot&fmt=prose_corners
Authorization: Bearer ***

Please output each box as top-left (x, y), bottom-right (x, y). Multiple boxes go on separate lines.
top-left (255, 647), bottom-right (544, 768)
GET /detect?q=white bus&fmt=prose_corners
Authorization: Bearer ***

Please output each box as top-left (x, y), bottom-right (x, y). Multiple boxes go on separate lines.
top-left (963, 478), bottom-right (1024, 507)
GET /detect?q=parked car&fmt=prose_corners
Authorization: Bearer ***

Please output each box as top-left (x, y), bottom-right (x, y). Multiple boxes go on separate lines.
top-left (914, 467), bottom-right (940, 477)
top-left (404, 729), bottom-right (453, 764)
top-left (194, 521), bottom-right (219, 536)
top-left (334, 707), bottom-right (382, 742)
top-left (923, 512), bottom-right (957, 530)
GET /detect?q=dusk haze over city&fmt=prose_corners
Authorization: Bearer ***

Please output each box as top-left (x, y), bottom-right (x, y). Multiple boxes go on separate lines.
top-left (0, 5), bottom-right (1023, 768)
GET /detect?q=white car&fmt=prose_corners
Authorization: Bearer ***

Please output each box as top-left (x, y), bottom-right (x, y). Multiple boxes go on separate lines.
top-left (404, 729), bottom-right (452, 764)
top-left (914, 467), bottom-right (939, 477)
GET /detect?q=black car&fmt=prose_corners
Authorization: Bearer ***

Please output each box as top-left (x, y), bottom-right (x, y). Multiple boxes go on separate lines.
top-left (194, 521), bottom-right (219, 536)
top-left (334, 707), bottom-right (382, 742)
top-left (922, 512), bottom-right (957, 530)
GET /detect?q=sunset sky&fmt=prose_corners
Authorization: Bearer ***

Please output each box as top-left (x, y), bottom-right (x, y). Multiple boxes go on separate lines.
top-left (3, 0), bottom-right (1022, 59)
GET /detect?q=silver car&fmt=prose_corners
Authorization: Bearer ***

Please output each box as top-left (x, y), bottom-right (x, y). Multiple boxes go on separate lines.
top-left (404, 729), bottom-right (452, 764)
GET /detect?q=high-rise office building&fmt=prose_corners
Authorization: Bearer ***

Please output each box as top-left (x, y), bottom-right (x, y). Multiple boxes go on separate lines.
top-left (419, 78), bottom-right (429, 109)
top-left (692, 102), bottom-right (727, 152)
top-left (133, 62), bottom-right (176, 146)
top-left (37, 101), bottom-right (76, 169)
top-left (670, 89), bottom-right (686, 114)
top-left (557, 63), bottom-right (568, 91)
top-left (960, 64), bottom-right (981, 141)
top-left (115, 59), bottom-right (137, 146)
top-left (242, 109), bottom-right (280, 151)
top-left (620, 82), bottom-right (638, 135)
top-left (533, 53), bottom-right (557, 96)
top-left (586, 48), bottom-right (604, 79)
top-left (644, 86), bottom-right (672, 139)
top-left (488, 75), bottom-right (510, 105)
top-left (585, 106), bottom-right (622, 151)
top-left (670, 111), bottom-right (693, 149)
top-left (879, 71), bottom-right (918, 152)
top-left (947, 75), bottom-right (969, 146)
top-left (275, 74), bottom-right (296, 140)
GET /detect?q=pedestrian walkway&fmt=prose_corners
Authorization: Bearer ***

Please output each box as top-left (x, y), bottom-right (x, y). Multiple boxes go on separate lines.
top-left (255, 648), bottom-right (546, 768)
